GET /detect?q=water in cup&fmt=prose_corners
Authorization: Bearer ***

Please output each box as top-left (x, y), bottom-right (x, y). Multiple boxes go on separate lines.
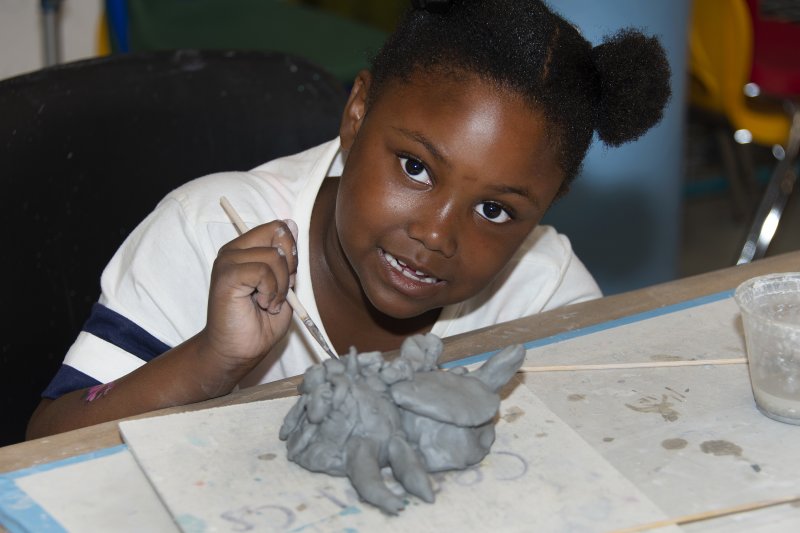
top-left (735, 273), bottom-right (800, 425)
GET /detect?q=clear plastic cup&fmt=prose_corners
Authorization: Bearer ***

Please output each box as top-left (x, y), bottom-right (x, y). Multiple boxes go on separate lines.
top-left (735, 272), bottom-right (800, 424)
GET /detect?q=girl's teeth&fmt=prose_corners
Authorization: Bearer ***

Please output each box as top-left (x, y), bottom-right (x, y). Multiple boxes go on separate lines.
top-left (384, 251), bottom-right (438, 284)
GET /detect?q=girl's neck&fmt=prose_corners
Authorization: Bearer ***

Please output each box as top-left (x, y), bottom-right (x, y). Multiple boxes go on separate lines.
top-left (309, 177), bottom-right (440, 354)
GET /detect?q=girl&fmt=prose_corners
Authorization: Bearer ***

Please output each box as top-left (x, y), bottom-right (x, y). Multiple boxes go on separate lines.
top-left (28, 0), bottom-right (670, 438)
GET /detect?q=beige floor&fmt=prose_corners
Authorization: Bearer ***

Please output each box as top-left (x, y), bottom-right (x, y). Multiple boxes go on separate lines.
top-left (679, 134), bottom-right (799, 278)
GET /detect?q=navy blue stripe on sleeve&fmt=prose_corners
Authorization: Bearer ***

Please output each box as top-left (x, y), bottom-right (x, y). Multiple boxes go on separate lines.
top-left (83, 303), bottom-right (171, 362)
top-left (41, 365), bottom-right (101, 399)
top-left (40, 304), bottom-right (172, 399)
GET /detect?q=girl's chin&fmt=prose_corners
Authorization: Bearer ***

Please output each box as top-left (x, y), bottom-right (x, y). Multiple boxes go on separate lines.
top-left (363, 289), bottom-right (442, 321)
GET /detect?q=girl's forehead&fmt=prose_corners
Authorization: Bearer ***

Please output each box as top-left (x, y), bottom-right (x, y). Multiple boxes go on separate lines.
top-left (365, 72), bottom-right (564, 191)
top-left (375, 72), bottom-right (553, 145)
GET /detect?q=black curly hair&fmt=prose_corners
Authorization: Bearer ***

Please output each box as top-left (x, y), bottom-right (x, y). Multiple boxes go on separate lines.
top-left (368, 0), bottom-right (671, 184)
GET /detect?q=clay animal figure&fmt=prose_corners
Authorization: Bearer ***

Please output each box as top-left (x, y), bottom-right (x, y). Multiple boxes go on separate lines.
top-left (278, 333), bottom-right (525, 514)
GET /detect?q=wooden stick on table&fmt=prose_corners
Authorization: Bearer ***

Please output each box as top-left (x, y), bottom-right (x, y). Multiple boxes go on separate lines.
top-left (611, 495), bottom-right (800, 532)
top-left (519, 358), bottom-right (747, 373)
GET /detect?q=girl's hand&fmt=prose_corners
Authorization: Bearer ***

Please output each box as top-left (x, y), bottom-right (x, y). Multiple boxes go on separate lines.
top-left (200, 219), bottom-right (299, 382)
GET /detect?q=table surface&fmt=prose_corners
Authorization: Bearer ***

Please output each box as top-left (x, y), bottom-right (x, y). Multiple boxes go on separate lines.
top-left (1, 251), bottom-right (798, 475)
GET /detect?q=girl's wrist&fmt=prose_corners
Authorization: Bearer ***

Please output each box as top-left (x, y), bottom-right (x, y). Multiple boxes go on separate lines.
top-left (185, 332), bottom-right (254, 399)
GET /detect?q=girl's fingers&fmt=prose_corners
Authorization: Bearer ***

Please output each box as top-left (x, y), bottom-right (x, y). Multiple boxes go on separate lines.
top-left (214, 247), bottom-right (291, 314)
top-left (221, 220), bottom-right (299, 277)
top-left (281, 219), bottom-right (299, 288)
top-left (269, 219), bottom-right (299, 278)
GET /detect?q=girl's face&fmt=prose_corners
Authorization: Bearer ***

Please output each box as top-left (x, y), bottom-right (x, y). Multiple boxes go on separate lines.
top-left (335, 70), bottom-right (564, 319)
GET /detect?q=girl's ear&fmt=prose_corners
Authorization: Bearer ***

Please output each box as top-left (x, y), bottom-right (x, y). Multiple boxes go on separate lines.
top-left (339, 70), bottom-right (371, 151)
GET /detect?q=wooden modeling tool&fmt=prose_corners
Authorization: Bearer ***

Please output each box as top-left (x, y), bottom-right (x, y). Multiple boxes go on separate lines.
top-left (611, 494), bottom-right (800, 532)
top-left (219, 196), bottom-right (339, 360)
top-left (519, 357), bottom-right (747, 373)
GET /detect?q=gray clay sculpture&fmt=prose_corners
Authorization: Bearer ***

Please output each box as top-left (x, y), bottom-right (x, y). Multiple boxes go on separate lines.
top-left (278, 333), bottom-right (525, 514)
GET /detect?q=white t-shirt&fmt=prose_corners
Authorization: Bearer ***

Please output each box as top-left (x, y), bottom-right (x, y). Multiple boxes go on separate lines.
top-left (43, 138), bottom-right (600, 398)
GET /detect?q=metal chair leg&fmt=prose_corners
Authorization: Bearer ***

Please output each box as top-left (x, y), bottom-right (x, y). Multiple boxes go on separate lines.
top-left (737, 101), bottom-right (800, 264)
top-left (41, 0), bottom-right (64, 66)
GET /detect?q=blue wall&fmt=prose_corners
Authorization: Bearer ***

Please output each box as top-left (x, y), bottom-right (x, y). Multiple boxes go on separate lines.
top-left (542, 0), bottom-right (691, 295)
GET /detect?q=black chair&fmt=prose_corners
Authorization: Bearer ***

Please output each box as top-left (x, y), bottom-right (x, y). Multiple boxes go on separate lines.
top-left (0, 49), bottom-right (347, 446)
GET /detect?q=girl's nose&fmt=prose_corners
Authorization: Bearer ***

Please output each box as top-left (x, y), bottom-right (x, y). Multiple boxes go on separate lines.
top-left (406, 199), bottom-right (458, 258)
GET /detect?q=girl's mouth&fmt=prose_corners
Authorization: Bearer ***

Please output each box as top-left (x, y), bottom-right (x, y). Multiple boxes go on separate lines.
top-left (382, 250), bottom-right (441, 285)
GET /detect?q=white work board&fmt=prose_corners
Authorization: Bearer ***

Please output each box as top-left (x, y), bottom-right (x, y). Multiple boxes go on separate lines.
top-left (117, 384), bottom-right (673, 532)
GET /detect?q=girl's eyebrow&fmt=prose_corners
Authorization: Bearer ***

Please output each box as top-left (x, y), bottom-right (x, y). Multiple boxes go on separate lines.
top-left (393, 127), bottom-right (450, 167)
top-left (488, 183), bottom-right (543, 211)
top-left (488, 184), bottom-right (537, 203)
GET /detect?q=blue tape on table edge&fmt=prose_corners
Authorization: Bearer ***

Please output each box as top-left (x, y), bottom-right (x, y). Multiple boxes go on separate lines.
top-left (0, 445), bottom-right (128, 533)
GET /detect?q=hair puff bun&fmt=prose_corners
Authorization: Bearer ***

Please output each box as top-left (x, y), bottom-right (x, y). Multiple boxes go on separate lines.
top-left (591, 29), bottom-right (671, 146)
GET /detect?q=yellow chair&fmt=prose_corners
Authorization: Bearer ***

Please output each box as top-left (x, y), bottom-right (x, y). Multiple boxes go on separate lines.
top-left (689, 0), bottom-right (790, 147)
top-left (688, 0), bottom-right (798, 263)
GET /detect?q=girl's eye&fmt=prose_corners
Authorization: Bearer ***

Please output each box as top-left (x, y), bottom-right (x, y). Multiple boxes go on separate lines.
top-left (474, 202), bottom-right (512, 223)
top-left (398, 156), bottom-right (432, 185)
